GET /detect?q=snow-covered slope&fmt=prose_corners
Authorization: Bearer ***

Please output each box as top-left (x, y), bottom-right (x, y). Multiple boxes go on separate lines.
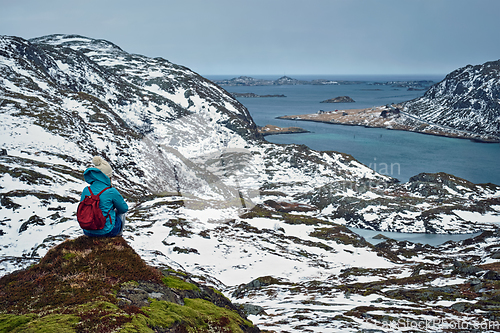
top-left (2, 34), bottom-right (500, 332)
top-left (402, 59), bottom-right (500, 138)
top-left (0, 33), bottom-right (387, 264)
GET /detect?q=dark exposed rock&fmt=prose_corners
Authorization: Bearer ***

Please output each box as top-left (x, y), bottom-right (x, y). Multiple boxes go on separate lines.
top-left (469, 278), bottom-right (482, 286)
top-left (453, 260), bottom-right (483, 276)
top-left (264, 199), bottom-right (316, 212)
top-left (372, 234), bottom-right (391, 240)
top-left (429, 286), bottom-right (456, 293)
top-left (232, 276), bottom-right (289, 298)
top-left (240, 303), bottom-right (267, 316)
top-left (409, 172), bottom-right (474, 191)
top-left (19, 215), bottom-right (45, 233)
top-left (451, 302), bottom-right (474, 313)
top-left (380, 107), bottom-right (400, 118)
top-left (483, 270), bottom-right (500, 280)
top-left (172, 246), bottom-right (199, 254)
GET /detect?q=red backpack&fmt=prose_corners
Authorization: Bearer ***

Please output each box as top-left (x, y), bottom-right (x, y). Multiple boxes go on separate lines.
top-left (77, 186), bottom-right (111, 230)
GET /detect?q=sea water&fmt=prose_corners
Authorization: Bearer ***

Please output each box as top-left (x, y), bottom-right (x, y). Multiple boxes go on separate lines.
top-left (208, 75), bottom-right (500, 185)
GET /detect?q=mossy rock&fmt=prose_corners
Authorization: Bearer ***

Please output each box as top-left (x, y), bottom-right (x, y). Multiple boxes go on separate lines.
top-left (162, 275), bottom-right (200, 291)
top-left (239, 204), bottom-right (275, 219)
top-left (124, 298), bottom-right (255, 333)
top-left (0, 236), bottom-right (259, 332)
top-left (0, 236), bottom-right (163, 314)
top-left (309, 225), bottom-right (372, 248)
top-left (0, 313), bottom-right (79, 333)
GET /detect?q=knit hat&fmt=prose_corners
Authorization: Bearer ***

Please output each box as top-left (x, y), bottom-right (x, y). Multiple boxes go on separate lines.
top-left (92, 156), bottom-right (113, 178)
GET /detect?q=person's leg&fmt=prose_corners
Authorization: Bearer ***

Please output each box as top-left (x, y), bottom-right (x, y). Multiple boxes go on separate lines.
top-left (82, 214), bottom-right (123, 237)
top-left (116, 213), bottom-right (126, 236)
top-left (107, 214), bottom-right (122, 237)
top-left (95, 215), bottom-right (122, 237)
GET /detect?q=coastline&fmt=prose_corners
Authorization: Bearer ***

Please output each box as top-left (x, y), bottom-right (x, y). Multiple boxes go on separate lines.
top-left (258, 124), bottom-right (310, 136)
top-left (277, 106), bottom-right (500, 143)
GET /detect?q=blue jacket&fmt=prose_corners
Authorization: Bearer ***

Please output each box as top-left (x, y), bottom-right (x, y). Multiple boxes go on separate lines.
top-left (80, 168), bottom-right (128, 235)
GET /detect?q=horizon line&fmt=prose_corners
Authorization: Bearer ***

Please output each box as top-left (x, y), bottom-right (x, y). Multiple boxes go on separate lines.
top-left (202, 73), bottom-right (447, 78)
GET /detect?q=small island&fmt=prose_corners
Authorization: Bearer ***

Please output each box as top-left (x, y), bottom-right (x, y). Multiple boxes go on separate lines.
top-left (258, 124), bottom-right (309, 136)
top-left (320, 96), bottom-right (355, 103)
top-left (231, 92), bottom-right (286, 98)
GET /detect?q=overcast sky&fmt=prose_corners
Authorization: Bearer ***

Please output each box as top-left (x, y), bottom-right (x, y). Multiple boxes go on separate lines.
top-left (1, 0), bottom-right (499, 76)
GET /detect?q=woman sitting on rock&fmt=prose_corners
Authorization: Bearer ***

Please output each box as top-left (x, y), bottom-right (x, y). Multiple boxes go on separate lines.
top-left (78, 156), bottom-right (128, 237)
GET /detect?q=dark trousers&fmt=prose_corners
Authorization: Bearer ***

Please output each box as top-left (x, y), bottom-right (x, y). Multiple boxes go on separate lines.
top-left (84, 214), bottom-right (123, 237)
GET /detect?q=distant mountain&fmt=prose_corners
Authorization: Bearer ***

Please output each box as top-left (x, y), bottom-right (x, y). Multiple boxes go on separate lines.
top-left (273, 75), bottom-right (303, 85)
top-left (213, 75), bottom-right (344, 86)
top-left (402, 60), bottom-right (500, 137)
top-left (212, 75), bottom-right (308, 86)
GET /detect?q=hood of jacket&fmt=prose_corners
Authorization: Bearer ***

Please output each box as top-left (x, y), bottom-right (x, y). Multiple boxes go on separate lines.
top-left (83, 167), bottom-right (111, 187)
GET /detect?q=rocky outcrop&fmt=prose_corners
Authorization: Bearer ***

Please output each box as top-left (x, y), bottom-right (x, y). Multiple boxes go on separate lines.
top-left (0, 236), bottom-right (259, 332)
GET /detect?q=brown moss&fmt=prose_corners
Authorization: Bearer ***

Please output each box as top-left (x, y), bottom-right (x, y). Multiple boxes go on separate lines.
top-left (240, 204), bottom-right (275, 219)
top-left (309, 225), bottom-right (372, 248)
top-left (480, 262), bottom-right (500, 272)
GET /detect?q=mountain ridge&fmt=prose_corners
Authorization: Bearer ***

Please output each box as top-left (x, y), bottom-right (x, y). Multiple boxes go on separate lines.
top-left (402, 59), bottom-right (500, 138)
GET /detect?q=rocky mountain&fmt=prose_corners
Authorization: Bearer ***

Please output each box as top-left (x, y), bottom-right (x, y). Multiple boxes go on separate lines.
top-left (212, 75), bottom-right (308, 86)
top-left (1, 34), bottom-right (500, 332)
top-left (402, 59), bottom-right (500, 138)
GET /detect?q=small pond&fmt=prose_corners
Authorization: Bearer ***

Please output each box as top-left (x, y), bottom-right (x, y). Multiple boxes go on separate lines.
top-left (349, 227), bottom-right (482, 246)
